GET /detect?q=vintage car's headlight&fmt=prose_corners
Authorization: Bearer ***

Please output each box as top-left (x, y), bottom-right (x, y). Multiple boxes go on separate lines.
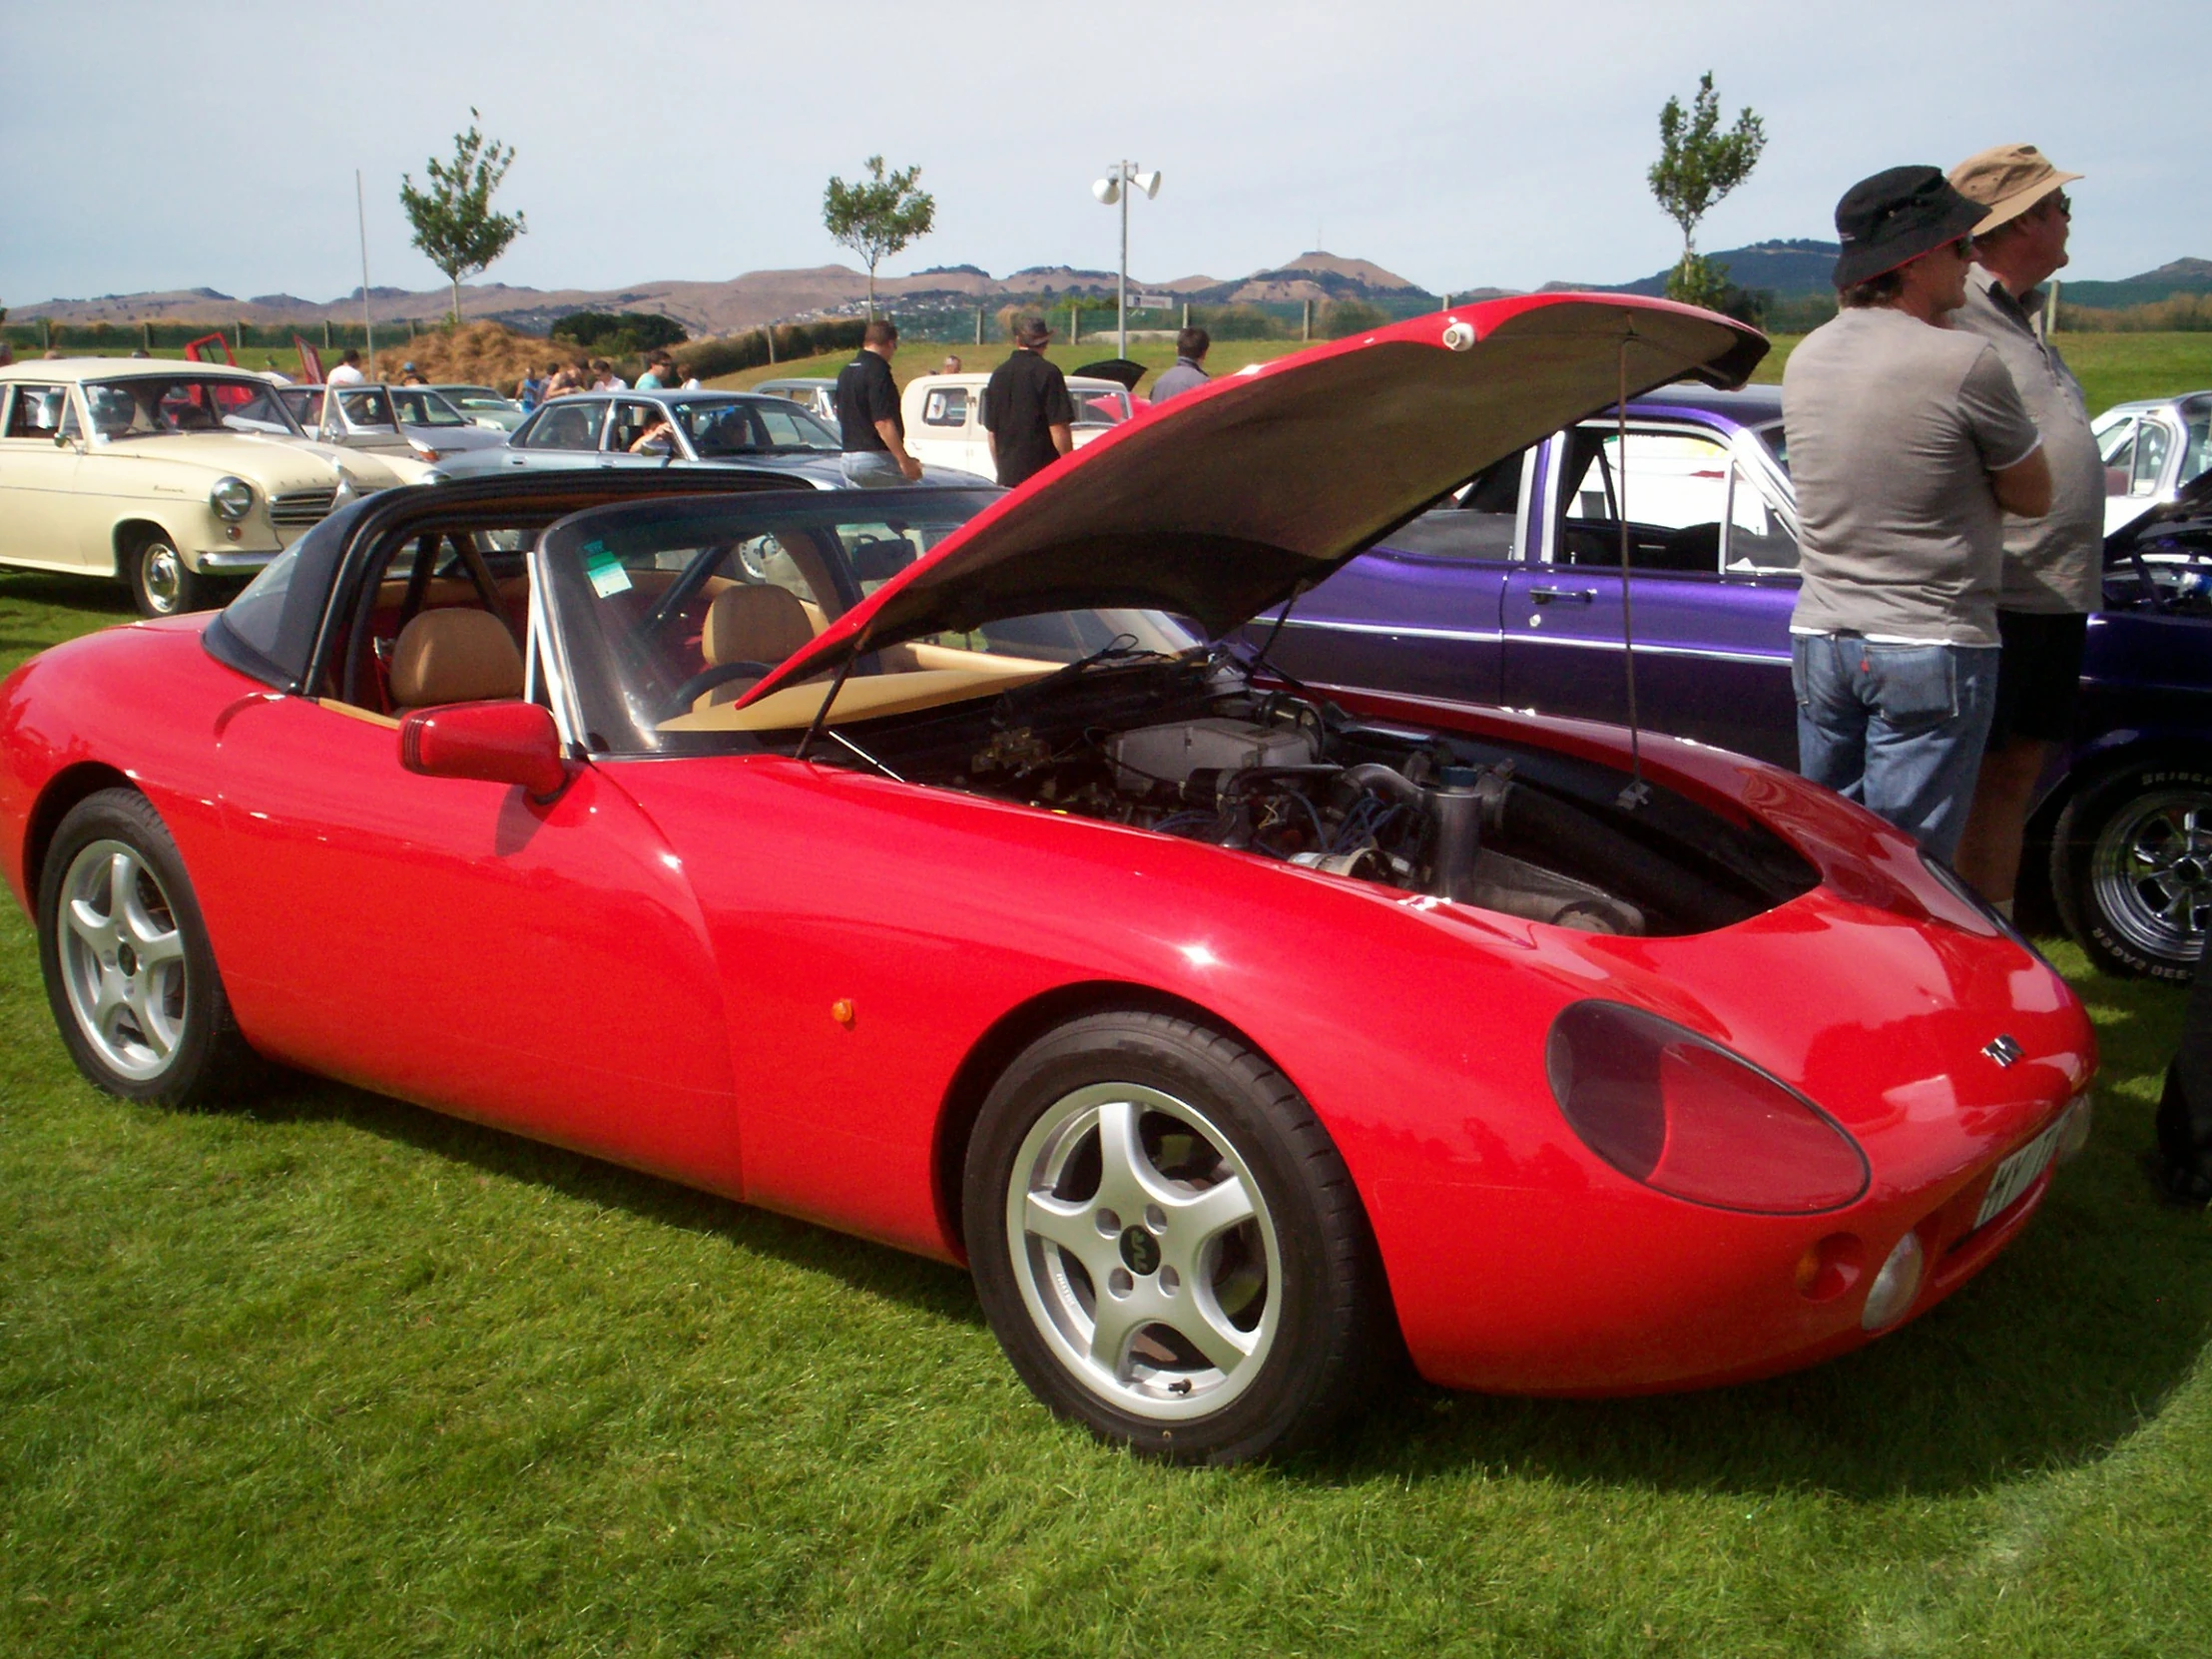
top-left (210, 476), bottom-right (255, 521)
top-left (1546, 1000), bottom-right (1870, 1214)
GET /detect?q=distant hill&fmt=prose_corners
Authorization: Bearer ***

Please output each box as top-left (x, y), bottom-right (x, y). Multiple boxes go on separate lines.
top-left (1540, 240), bottom-right (1842, 297)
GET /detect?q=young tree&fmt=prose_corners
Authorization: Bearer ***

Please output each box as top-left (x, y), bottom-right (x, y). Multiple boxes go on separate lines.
top-left (823, 156), bottom-right (936, 318)
top-left (399, 110), bottom-right (528, 325)
top-left (1648, 72), bottom-right (1766, 310)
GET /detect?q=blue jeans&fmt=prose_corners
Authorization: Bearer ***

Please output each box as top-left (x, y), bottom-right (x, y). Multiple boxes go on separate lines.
top-left (839, 451), bottom-right (906, 488)
top-left (1791, 635), bottom-right (2000, 862)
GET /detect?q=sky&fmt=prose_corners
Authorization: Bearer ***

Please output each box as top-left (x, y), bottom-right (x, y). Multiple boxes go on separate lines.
top-left (2, 0), bottom-right (2188, 310)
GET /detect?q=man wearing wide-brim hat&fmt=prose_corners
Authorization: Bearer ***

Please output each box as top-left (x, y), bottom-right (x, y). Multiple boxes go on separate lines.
top-left (1782, 166), bottom-right (2053, 861)
top-left (1945, 146), bottom-right (2104, 921)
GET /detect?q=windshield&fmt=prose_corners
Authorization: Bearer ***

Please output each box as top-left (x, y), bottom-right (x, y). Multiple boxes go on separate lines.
top-left (671, 397), bottom-right (841, 457)
top-left (331, 386), bottom-right (400, 430)
top-left (83, 375), bottom-right (303, 439)
top-left (390, 387), bottom-right (472, 427)
top-left (2182, 397), bottom-right (2211, 490)
top-left (541, 490), bottom-right (1197, 755)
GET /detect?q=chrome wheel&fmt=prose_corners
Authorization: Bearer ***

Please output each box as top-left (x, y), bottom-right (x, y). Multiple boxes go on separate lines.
top-left (139, 542), bottom-right (185, 614)
top-left (55, 838), bottom-right (189, 1081)
top-left (1005, 1081), bottom-right (1282, 1420)
top-left (2088, 787), bottom-right (2212, 966)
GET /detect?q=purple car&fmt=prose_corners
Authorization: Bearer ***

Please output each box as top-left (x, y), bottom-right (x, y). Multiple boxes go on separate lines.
top-left (1253, 383), bottom-right (2212, 980)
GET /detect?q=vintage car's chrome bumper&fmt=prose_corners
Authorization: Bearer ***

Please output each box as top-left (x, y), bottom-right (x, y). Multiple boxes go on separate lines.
top-left (196, 548), bottom-right (282, 572)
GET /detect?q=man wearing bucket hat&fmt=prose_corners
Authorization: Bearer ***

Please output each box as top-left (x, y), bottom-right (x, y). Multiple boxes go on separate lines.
top-left (1943, 146), bottom-right (2102, 916)
top-left (1783, 166), bottom-right (2053, 861)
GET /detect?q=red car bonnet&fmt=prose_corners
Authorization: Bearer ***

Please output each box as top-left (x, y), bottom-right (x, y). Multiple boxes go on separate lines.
top-left (735, 293), bottom-right (1768, 709)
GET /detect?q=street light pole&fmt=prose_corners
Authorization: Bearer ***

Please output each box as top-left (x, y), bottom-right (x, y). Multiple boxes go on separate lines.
top-left (1092, 161), bottom-right (1161, 361)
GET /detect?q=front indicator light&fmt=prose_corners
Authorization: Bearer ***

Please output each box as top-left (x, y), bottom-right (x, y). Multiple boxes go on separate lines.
top-left (1861, 1229), bottom-right (1926, 1332)
top-left (1546, 1001), bottom-right (1870, 1214)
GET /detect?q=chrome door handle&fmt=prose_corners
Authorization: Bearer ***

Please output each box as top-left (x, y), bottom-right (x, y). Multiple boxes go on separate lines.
top-left (1529, 586), bottom-right (1596, 604)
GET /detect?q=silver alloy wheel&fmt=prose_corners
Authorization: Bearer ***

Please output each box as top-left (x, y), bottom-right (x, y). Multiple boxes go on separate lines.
top-left (1005, 1081), bottom-right (1283, 1421)
top-left (55, 838), bottom-right (190, 1081)
top-left (2089, 787), bottom-right (2212, 965)
top-left (139, 540), bottom-right (186, 614)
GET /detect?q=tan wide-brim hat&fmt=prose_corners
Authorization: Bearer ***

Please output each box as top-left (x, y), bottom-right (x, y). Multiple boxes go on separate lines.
top-left (1948, 143), bottom-right (2082, 235)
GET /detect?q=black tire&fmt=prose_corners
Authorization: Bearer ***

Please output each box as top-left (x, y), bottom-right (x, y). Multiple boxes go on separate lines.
top-left (36, 789), bottom-right (259, 1106)
top-left (2049, 758), bottom-right (2212, 981)
top-left (125, 531), bottom-right (206, 618)
top-left (963, 1009), bottom-right (1385, 1463)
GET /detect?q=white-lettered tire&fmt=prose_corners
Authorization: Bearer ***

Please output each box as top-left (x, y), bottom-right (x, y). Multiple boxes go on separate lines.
top-left (2049, 759), bottom-right (2212, 981)
top-left (963, 1009), bottom-right (1385, 1463)
top-left (126, 532), bottom-right (205, 618)
top-left (36, 789), bottom-right (258, 1106)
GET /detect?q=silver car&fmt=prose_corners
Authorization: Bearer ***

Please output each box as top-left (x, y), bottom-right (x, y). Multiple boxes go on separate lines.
top-left (2095, 391), bottom-right (2211, 535)
top-left (436, 389), bottom-right (989, 488)
top-left (276, 383), bottom-right (509, 464)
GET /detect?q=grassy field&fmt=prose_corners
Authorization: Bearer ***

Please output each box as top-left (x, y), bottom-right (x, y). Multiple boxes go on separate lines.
top-left (4, 572), bottom-right (2212, 1656)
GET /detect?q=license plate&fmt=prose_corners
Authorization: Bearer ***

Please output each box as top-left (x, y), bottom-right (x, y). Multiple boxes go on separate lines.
top-left (1974, 1119), bottom-right (2062, 1230)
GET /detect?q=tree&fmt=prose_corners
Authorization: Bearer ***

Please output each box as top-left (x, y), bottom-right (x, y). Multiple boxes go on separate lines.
top-left (1648, 72), bottom-right (1766, 310)
top-left (399, 110), bottom-right (528, 325)
top-left (823, 156), bottom-right (935, 318)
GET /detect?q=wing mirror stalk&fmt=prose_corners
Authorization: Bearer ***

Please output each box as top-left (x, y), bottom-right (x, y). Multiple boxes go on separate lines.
top-left (398, 701), bottom-right (572, 802)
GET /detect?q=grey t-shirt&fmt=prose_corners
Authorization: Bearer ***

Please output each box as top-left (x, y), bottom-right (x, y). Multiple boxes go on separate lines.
top-left (1783, 306), bottom-right (2042, 647)
top-left (1949, 268), bottom-right (2104, 614)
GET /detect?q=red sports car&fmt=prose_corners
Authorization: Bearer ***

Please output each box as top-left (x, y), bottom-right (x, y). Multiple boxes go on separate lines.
top-left (0, 295), bottom-right (2096, 1462)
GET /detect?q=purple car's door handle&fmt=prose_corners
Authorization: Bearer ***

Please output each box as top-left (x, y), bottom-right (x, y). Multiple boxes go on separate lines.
top-left (1529, 585), bottom-right (1597, 604)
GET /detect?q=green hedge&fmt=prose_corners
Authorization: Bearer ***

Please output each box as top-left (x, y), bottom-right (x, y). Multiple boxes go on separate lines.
top-left (677, 319), bottom-right (869, 379)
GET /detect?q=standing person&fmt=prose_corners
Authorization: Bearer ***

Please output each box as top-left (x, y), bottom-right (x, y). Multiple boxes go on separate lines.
top-left (939, 354), bottom-right (962, 374)
top-left (398, 361), bottom-right (427, 386)
top-left (1151, 326), bottom-right (1211, 403)
top-left (636, 349), bottom-right (675, 390)
top-left (1784, 167), bottom-right (2053, 861)
top-left (1943, 146), bottom-right (2102, 916)
top-left (981, 315), bottom-right (1074, 488)
top-left (591, 358), bottom-right (627, 391)
top-left (326, 348), bottom-right (365, 387)
top-left (516, 364), bottom-right (546, 411)
top-left (834, 318), bottom-right (921, 486)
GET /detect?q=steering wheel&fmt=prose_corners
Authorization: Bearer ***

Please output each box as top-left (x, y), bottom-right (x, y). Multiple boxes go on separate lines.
top-left (663, 659), bottom-right (773, 717)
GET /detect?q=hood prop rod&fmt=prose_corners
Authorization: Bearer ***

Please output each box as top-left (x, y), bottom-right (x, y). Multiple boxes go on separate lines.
top-left (795, 621), bottom-right (873, 764)
top-left (1615, 331), bottom-right (1650, 812)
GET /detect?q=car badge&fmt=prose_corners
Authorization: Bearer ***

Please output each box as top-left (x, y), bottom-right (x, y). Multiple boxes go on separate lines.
top-left (1982, 1034), bottom-right (2023, 1068)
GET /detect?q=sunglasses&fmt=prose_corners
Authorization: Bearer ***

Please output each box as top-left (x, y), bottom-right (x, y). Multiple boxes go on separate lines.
top-left (2042, 191), bottom-right (2072, 218)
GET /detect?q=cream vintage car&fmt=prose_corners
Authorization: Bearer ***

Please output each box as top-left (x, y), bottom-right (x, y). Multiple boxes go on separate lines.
top-left (899, 370), bottom-right (1136, 478)
top-left (0, 359), bottom-right (411, 616)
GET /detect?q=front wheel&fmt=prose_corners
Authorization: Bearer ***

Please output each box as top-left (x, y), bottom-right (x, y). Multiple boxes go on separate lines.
top-left (963, 1010), bottom-right (1385, 1462)
top-left (2050, 759), bottom-right (2212, 980)
top-left (37, 789), bottom-right (258, 1105)
top-left (126, 532), bottom-right (205, 618)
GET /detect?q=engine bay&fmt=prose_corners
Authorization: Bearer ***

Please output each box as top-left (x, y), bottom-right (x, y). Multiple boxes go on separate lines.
top-left (812, 651), bottom-right (1817, 938)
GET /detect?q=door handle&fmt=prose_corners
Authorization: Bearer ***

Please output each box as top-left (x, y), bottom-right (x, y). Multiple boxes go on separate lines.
top-left (1529, 586), bottom-right (1596, 604)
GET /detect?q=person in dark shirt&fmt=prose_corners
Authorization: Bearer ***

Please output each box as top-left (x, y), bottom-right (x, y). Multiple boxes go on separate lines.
top-left (981, 315), bottom-right (1075, 488)
top-left (835, 319), bottom-right (920, 486)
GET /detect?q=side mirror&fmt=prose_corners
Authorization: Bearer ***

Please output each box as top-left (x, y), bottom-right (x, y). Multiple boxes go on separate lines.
top-left (398, 700), bottom-right (570, 800)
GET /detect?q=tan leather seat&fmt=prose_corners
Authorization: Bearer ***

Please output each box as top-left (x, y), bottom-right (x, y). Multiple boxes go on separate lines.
top-left (389, 608), bottom-right (524, 710)
top-left (704, 585), bottom-right (814, 668)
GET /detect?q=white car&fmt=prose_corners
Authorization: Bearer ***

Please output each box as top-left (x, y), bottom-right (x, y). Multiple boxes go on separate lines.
top-left (0, 359), bottom-right (403, 614)
top-left (899, 371), bottom-right (1137, 478)
top-left (752, 377), bottom-right (838, 424)
top-left (276, 383), bottom-right (506, 465)
top-left (2094, 392), bottom-right (2211, 535)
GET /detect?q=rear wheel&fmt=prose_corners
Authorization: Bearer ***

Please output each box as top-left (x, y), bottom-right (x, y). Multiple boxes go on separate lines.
top-left (2050, 759), bottom-right (2212, 980)
top-left (37, 789), bottom-right (257, 1105)
top-left (126, 532), bottom-right (205, 618)
top-left (963, 1010), bottom-right (1384, 1462)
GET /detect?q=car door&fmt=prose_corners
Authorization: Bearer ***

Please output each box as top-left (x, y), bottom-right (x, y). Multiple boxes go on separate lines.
top-left (0, 383), bottom-right (89, 571)
top-left (1246, 446), bottom-right (1526, 707)
top-left (202, 536), bottom-right (741, 1189)
top-left (1500, 420), bottom-right (1799, 767)
top-left (504, 398), bottom-right (608, 471)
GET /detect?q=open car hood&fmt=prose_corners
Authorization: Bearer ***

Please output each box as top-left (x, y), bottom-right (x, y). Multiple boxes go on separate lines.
top-left (2109, 467), bottom-right (2212, 554)
top-left (738, 294), bottom-right (1767, 708)
top-left (1073, 357), bottom-right (1147, 390)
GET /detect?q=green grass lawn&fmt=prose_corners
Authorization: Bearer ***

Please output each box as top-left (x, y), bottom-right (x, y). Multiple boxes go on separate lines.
top-left (4, 572), bottom-right (2211, 1654)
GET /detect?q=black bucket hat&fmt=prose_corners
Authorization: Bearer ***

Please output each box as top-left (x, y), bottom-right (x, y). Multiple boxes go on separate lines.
top-left (1832, 166), bottom-right (1986, 288)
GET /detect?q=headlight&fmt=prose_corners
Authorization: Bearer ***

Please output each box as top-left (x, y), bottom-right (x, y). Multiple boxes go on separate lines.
top-left (210, 475), bottom-right (255, 520)
top-left (1546, 1000), bottom-right (1870, 1214)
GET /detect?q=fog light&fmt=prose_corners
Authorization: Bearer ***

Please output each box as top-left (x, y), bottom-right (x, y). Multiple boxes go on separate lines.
top-left (2055, 1093), bottom-right (2094, 1165)
top-left (1861, 1230), bottom-right (1925, 1332)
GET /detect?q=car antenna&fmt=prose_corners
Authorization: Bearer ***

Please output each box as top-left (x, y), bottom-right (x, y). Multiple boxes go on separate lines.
top-left (1615, 329), bottom-right (1650, 812)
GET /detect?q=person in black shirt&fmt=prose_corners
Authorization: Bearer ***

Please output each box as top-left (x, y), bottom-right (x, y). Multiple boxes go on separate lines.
top-left (835, 319), bottom-right (921, 486)
top-left (981, 315), bottom-right (1075, 488)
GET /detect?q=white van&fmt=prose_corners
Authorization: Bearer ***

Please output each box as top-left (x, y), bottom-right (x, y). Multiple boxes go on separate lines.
top-left (900, 372), bottom-right (1137, 478)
